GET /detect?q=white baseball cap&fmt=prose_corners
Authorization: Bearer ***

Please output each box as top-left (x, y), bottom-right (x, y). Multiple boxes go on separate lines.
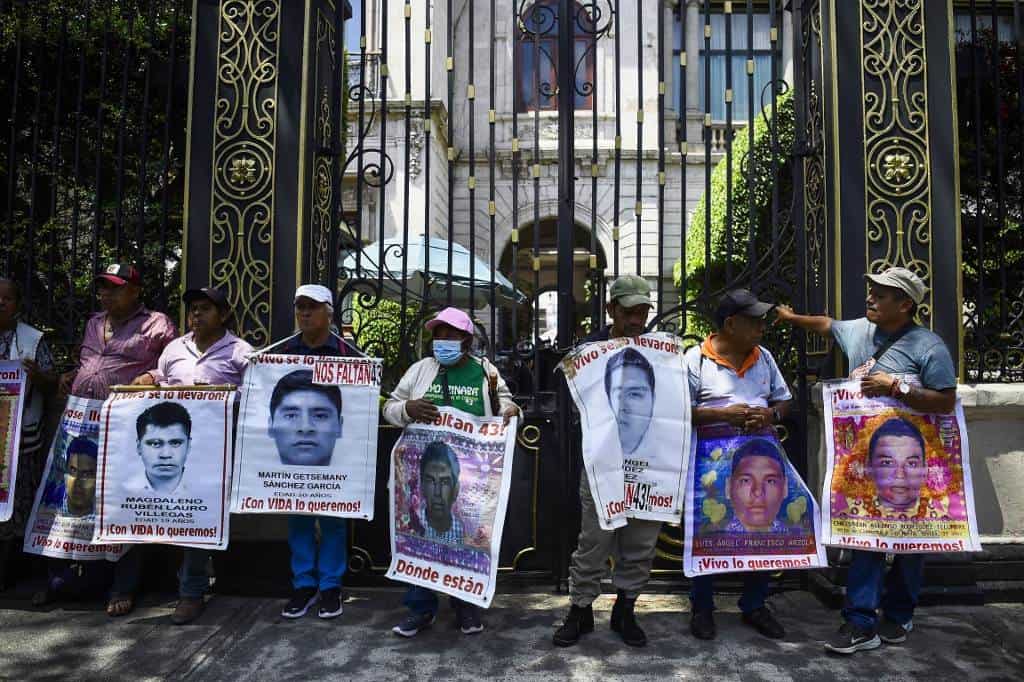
top-left (294, 284), bottom-right (334, 308)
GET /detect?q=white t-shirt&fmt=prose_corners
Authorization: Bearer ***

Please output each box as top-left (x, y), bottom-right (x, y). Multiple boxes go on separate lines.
top-left (684, 341), bottom-right (791, 409)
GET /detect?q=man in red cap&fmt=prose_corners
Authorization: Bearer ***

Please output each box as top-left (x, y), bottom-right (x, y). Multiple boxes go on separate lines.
top-left (383, 306), bottom-right (520, 638)
top-left (47, 262), bottom-right (177, 618)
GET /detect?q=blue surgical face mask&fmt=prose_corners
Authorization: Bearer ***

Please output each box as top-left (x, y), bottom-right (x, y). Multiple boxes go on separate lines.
top-left (433, 339), bottom-right (464, 367)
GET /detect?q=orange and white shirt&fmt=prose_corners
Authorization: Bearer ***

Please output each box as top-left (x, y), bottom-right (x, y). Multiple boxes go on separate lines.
top-left (683, 336), bottom-right (791, 409)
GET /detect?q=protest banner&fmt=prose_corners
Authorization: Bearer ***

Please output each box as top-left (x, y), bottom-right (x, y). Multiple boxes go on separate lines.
top-left (0, 361), bottom-right (27, 522)
top-left (822, 379), bottom-right (980, 554)
top-left (386, 407), bottom-right (517, 608)
top-left (23, 397), bottom-right (124, 560)
top-left (683, 425), bottom-right (825, 576)
top-left (560, 333), bottom-right (691, 530)
top-left (92, 386), bottom-right (235, 549)
top-left (231, 354), bottom-right (381, 519)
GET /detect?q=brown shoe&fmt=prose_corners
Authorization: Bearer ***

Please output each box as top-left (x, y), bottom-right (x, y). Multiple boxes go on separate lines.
top-left (171, 597), bottom-right (205, 625)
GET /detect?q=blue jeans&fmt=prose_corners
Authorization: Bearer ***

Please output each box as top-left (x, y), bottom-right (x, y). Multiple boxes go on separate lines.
top-left (179, 549), bottom-right (212, 598)
top-left (690, 572), bottom-right (770, 614)
top-left (288, 515), bottom-right (348, 591)
top-left (404, 585), bottom-right (478, 618)
top-left (841, 550), bottom-right (925, 631)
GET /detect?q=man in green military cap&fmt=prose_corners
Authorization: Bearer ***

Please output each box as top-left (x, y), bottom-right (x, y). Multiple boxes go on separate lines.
top-left (553, 274), bottom-right (664, 649)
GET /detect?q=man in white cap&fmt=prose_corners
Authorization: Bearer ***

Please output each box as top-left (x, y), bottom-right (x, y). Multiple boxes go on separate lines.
top-left (276, 284), bottom-right (353, 621)
top-left (776, 266), bottom-right (957, 655)
top-left (383, 306), bottom-right (520, 638)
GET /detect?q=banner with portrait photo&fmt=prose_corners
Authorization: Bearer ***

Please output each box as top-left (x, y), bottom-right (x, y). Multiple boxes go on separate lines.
top-left (560, 333), bottom-right (691, 530)
top-left (0, 361), bottom-right (27, 522)
top-left (92, 387), bottom-right (234, 549)
top-left (231, 354), bottom-right (381, 519)
top-left (822, 380), bottom-right (980, 554)
top-left (386, 408), bottom-right (516, 609)
top-left (683, 425), bottom-right (825, 577)
top-left (23, 397), bottom-right (124, 561)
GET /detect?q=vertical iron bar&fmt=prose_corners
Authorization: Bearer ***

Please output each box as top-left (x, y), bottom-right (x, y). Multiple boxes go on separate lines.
top-left (47, 12), bottom-right (70, 322)
top-left (25, 14), bottom-right (45, 306)
top-left (159, 0), bottom-right (182, 311)
top-left (421, 0), bottom-right (433, 321)
top-left (634, 0), bottom-right (643, 276)
top-left (789, 0), bottom-right (809, 475)
top-left (556, 0), bottom-right (577, 599)
top-left (769, 0), bottom-right (780, 279)
top-left (70, 4), bottom-right (92, 322)
top-left (590, 6), bottom-right (600, 329)
top-left (4, 8), bottom-right (22, 277)
top-left (679, 2), bottom-right (688, 332)
top-left (446, 0), bottom-right (454, 304)
top-left (328, 0), bottom-right (347, 295)
top-left (970, 1), bottom-right (984, 374)
top-left (746, 1), bottom-right (755, 269)
top-left (400, 1), bottom-right (412, 348)
top-left (135, 0), bottom-right (157, 272)
top-left (657, 0), bottom-right (666, 321)
top-left (724, 2), bottom-right (733, 283)
top-left (702, 0), bottom-right (712, 294)
top-left (613, 0), bottom-right (621, 277)
top-left (990, 0), bottom-right (1007, 337)
top-left (354, 0), bottom-right (367, 274)
top-left (511, 4), bottom-right (521, 372)
top-left (1016, 0), bottom-right (1023, 378)
top-left (91, 4), bottom-right (113, 306)
top-left (377, 0), bottom-right (390, 295)
top-left (113, 5), bottom-right (135, 261)
top-left (468, 0), bottom-right (477, 318)
top-left (530, 10), bottom-right (541, 394)
top-left (488, 0), bottom-right (497, 358)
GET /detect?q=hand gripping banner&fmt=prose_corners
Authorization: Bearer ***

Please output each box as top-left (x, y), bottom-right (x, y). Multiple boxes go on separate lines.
top-left (23, 397), bottom-right (124, 561)
top-left (231, 354), bottom-right (381, 519)
top-left (683, 425), bottom-right (826, 577)
top-left (560, 333), bottom-right (692, 530)
top-left (822, 380), bottom-right (980, 554)
top-left (0, 361), bottom-right (27, 522)
top-left (386, 408), bottom-right (517, 608)
top-left (93, 386), bottom-right (235, 550)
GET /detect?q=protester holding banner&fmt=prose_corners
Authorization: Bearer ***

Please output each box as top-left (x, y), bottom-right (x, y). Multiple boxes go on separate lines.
top-left (268, 284), bottom-right (356, 621)
top-left (383, 306), bottom-right (520, 638)
top-left (777, 267), bottom-right (958, 655)
top-left (129, 286), bottom-right (251, 625)
top-left (684, 290), bottom-right (793, 641)
top-left (0, 277), bottom-right (57, 585)
top-left (553, 275), bottom-right (667, 649)
top-left (43, 263), bottom-right (176, 617)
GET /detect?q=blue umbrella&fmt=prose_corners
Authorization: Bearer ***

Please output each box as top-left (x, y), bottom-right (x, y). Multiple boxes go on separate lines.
top-left (339, 237), bottom-right (527, 308)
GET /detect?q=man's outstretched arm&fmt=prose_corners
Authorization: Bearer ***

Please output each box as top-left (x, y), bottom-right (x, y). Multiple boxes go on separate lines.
top-left (774, 304), bottom-right (833, 338)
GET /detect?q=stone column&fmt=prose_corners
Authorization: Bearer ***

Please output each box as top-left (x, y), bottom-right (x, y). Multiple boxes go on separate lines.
top-left (182, 0), bottom-right (351, 346)
top-left (820, 0), bottom-right (962, 371)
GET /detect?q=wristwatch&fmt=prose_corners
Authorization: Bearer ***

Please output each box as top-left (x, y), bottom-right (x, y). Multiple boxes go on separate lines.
top-left (771, 406), bottom-right (782, 423)
top-left (896, 379), bottom-right (912, 398)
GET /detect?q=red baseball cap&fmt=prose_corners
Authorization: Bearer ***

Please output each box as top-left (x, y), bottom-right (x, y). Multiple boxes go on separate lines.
top-left (95, 263), bottom-right (141, 286)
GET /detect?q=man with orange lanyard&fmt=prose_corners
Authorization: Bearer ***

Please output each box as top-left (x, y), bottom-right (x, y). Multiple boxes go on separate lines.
top-left (684, 289), bottom-right (792, 642)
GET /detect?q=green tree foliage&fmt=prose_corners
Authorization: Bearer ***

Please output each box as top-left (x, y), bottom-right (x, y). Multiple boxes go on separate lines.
top-left (1, 1), bottom-right (189, 362)
top-left (672, 89), bottom-right (796, 337)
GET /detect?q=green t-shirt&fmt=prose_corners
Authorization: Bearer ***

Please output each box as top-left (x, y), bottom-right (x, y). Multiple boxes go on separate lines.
top-left (422, 359), bottom-right (487, 416)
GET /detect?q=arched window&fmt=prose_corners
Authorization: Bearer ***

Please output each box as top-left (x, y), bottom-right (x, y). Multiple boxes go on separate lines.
top-left (517, 1), bottom-right (596, 111)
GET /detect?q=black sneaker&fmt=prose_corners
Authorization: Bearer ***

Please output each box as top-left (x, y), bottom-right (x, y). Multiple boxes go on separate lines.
top-left (741, 606), bottom-right (785, 639)
top-left (392, 611), bottom-right (436, 638)
top-left (690, 609), bottom-right (716, 640)
top-left (878, 619), bottom-right (912, 644)
top-left (281, 587), bottom-right (318, 619)
top-left (317, 588), bottom-right (343, 619)
top-left (824, 622), bottom-right (882, 654)
top-left (456, 604), bottom-right (484, 635)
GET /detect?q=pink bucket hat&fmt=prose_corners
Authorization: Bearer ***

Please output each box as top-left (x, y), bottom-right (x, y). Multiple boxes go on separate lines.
top-left (424, 307), bottom-right (474, 335)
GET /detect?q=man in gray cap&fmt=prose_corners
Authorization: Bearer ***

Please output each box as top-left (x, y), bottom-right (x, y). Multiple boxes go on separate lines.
top-left (553, 274), bottom-right (663, 649)
top-left (776, 266), bottom-right (957, 655)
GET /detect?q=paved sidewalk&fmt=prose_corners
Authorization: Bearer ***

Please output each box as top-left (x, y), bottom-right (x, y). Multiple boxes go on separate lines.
top-left (0, 588), bottom-right (1021, 681)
